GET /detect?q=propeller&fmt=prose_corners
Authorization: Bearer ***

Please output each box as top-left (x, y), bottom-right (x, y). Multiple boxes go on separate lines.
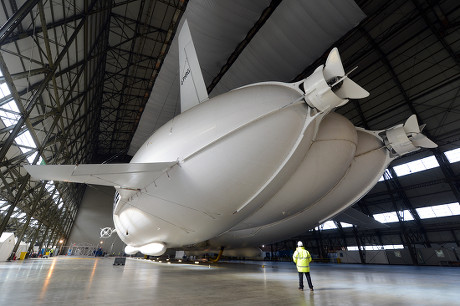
top-left (323, 48), bottom-right (369, 99)
top-left (302, 48), bottom-right (369, 112)
top-left (403, 115), bottom-right (437, 148)
top-left (384, 115), bottom-right (437, 156)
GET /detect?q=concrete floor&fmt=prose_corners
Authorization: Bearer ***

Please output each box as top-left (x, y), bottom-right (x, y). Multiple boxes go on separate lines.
top-left (1, 257), bottom-right (459, 305)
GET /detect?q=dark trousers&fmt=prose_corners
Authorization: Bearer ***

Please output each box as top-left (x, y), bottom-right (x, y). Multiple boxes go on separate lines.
top-left (298, 271), bottom-right (313, 289)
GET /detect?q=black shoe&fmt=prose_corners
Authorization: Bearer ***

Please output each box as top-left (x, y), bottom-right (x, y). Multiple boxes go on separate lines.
top-left (310, 288), bottom-right (314, 292)
top-left (298, 287), bottom-right (303, 291)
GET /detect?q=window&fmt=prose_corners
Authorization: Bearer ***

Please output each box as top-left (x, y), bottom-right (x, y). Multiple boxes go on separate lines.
top-left (0, 101), bottom-right (20, 127)
top-left (346, 245), bottom-right (403, 251)
top-left (315, 221), bottom-right (353, 231)
top-left (383, 244), bottom-right (403, 250)
top-left (45, 182), bottom-right (55, 192)
top-left (373, 211), bottom-right (399, 223)
top-left (16, 212), bottom-right (27, 219)
top-left (0, 202), bottom-right (10, 213)
top-left (378, 169), bottom-right (393, 182)
top-left (0, 101), bottom-right (43, 164)
top-left (12, 207), bottom-right (26, 219)
top-left (320, 220), bottom-right (337, 230)
top-left (416, 203), bottom-right (460, 219)
top-left (398, 210), bottom-right (414, 221)
top-left (379, 155), bottom-right (440, 182)
top-left (393, 156), bottom-right (439, 177)
top-left (0, 71), bottom-right (61, 214)
top-left (445, 148), bottom-right (460, 163)
top-left (0, 80), bottom-right (11, 97)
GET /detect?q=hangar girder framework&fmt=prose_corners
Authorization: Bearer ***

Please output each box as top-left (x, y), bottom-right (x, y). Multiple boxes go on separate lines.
top-left (0, 0), bottom-right (187, 256)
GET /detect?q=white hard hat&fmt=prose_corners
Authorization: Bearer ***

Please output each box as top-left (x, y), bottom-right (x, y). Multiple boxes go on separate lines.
top-left (297, 241), bottom-right (303, 247)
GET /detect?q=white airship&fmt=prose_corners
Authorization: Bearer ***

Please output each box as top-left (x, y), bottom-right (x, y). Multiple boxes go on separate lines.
top-left (25, 21), bottom-right (436, 257)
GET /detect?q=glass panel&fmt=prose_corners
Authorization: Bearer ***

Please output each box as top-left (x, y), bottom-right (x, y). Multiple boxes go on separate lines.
top-left (383, 244), bottom-right (404, 250)
top-left (15, 131), bottom-right (36, 149)
top-left (399, 210), bottom-right (414, 221)
top-left (45, 182), bottom-right (54, 191)
top-left (0, 101), bottom-right (20, 127)
top-left (407, 160), bottom-right (425, 172)
top-left (321, 220), bottom-right (337, 230)
top-left (417, 203), bottom-right (460, 219)
top-left (393, 164), bottom-right (411, 176)
top-left (0, 204), bottom-right (11, 212)
top-left (421, 156), bottom-right (439, 169)
top-left (447, 203), bottom-right (460, 215)
top-left (373, 214), bottom-right (385, 223)
top-left (0, 82), bottom-right (11, 97)
top-left (432, 204), bottom-right (452, 217)
top-left (378, 170), bottom-right (393, 182)
top-left (393, 156), bottom-right (439, 177)
top-left (445, 148), bottom-right (460, 163)
top-left (27, 152), bottom-right (38, 164)
top-left (365, 245), bottom-right (384, 250)
top-left (416, 207), bottom-right (436, 218)
top-left (16, 212), bottom-right (26, 219)
top-left (374, 212), bottom-right (399, 223)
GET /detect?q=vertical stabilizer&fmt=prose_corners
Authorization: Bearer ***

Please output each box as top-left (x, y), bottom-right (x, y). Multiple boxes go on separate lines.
top-left (178, 20), bottom-right (208, 112)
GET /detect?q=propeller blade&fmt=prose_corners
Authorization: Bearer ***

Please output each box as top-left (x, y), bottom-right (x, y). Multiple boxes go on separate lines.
top-left (335, 78), bottom-right (370, 99)
top-left (403, 114), bottom-right (420, 134)
top-left (412, 134), bottom-right (438, 148)
top-left (324, 47), bottom-right (345, 80)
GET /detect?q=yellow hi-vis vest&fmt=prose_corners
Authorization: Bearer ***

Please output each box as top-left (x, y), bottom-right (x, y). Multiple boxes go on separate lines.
top-left (293, 247), bottom-right (312, 272)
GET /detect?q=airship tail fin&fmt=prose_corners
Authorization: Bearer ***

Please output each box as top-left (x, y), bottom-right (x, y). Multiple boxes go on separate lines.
top-left (178, 20), bottom-right (209, 113)
top-left (24, 162), bottom-right (177, 189)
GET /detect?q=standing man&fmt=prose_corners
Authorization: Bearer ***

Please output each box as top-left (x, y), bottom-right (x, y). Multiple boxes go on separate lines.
top-left (293, 241), bottom-right (314, 291)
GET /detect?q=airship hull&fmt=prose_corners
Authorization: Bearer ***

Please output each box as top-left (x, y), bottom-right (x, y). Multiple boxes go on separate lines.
top-left (210, 128), bottom-right (391, 247)
top-left (24, 21), bottom-right (437, 257)
top-left (113, 83), bottom-right (362, 249)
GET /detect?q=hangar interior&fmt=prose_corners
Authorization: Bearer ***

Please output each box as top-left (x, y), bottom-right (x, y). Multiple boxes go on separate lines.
top-left (1, 0), bottom-right (460, 266)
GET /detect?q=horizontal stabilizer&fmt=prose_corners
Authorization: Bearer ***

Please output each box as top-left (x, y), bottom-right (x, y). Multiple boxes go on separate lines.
top-left (333, 207), bottom-right (389, 229)
top-left (24, 162), bottom-right (177, 189)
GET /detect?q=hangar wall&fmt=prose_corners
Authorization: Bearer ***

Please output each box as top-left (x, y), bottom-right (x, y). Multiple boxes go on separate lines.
top-left (67, 186), bottom-right (125, 256)
top-left (336, 248), bottom-right (460, 265)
